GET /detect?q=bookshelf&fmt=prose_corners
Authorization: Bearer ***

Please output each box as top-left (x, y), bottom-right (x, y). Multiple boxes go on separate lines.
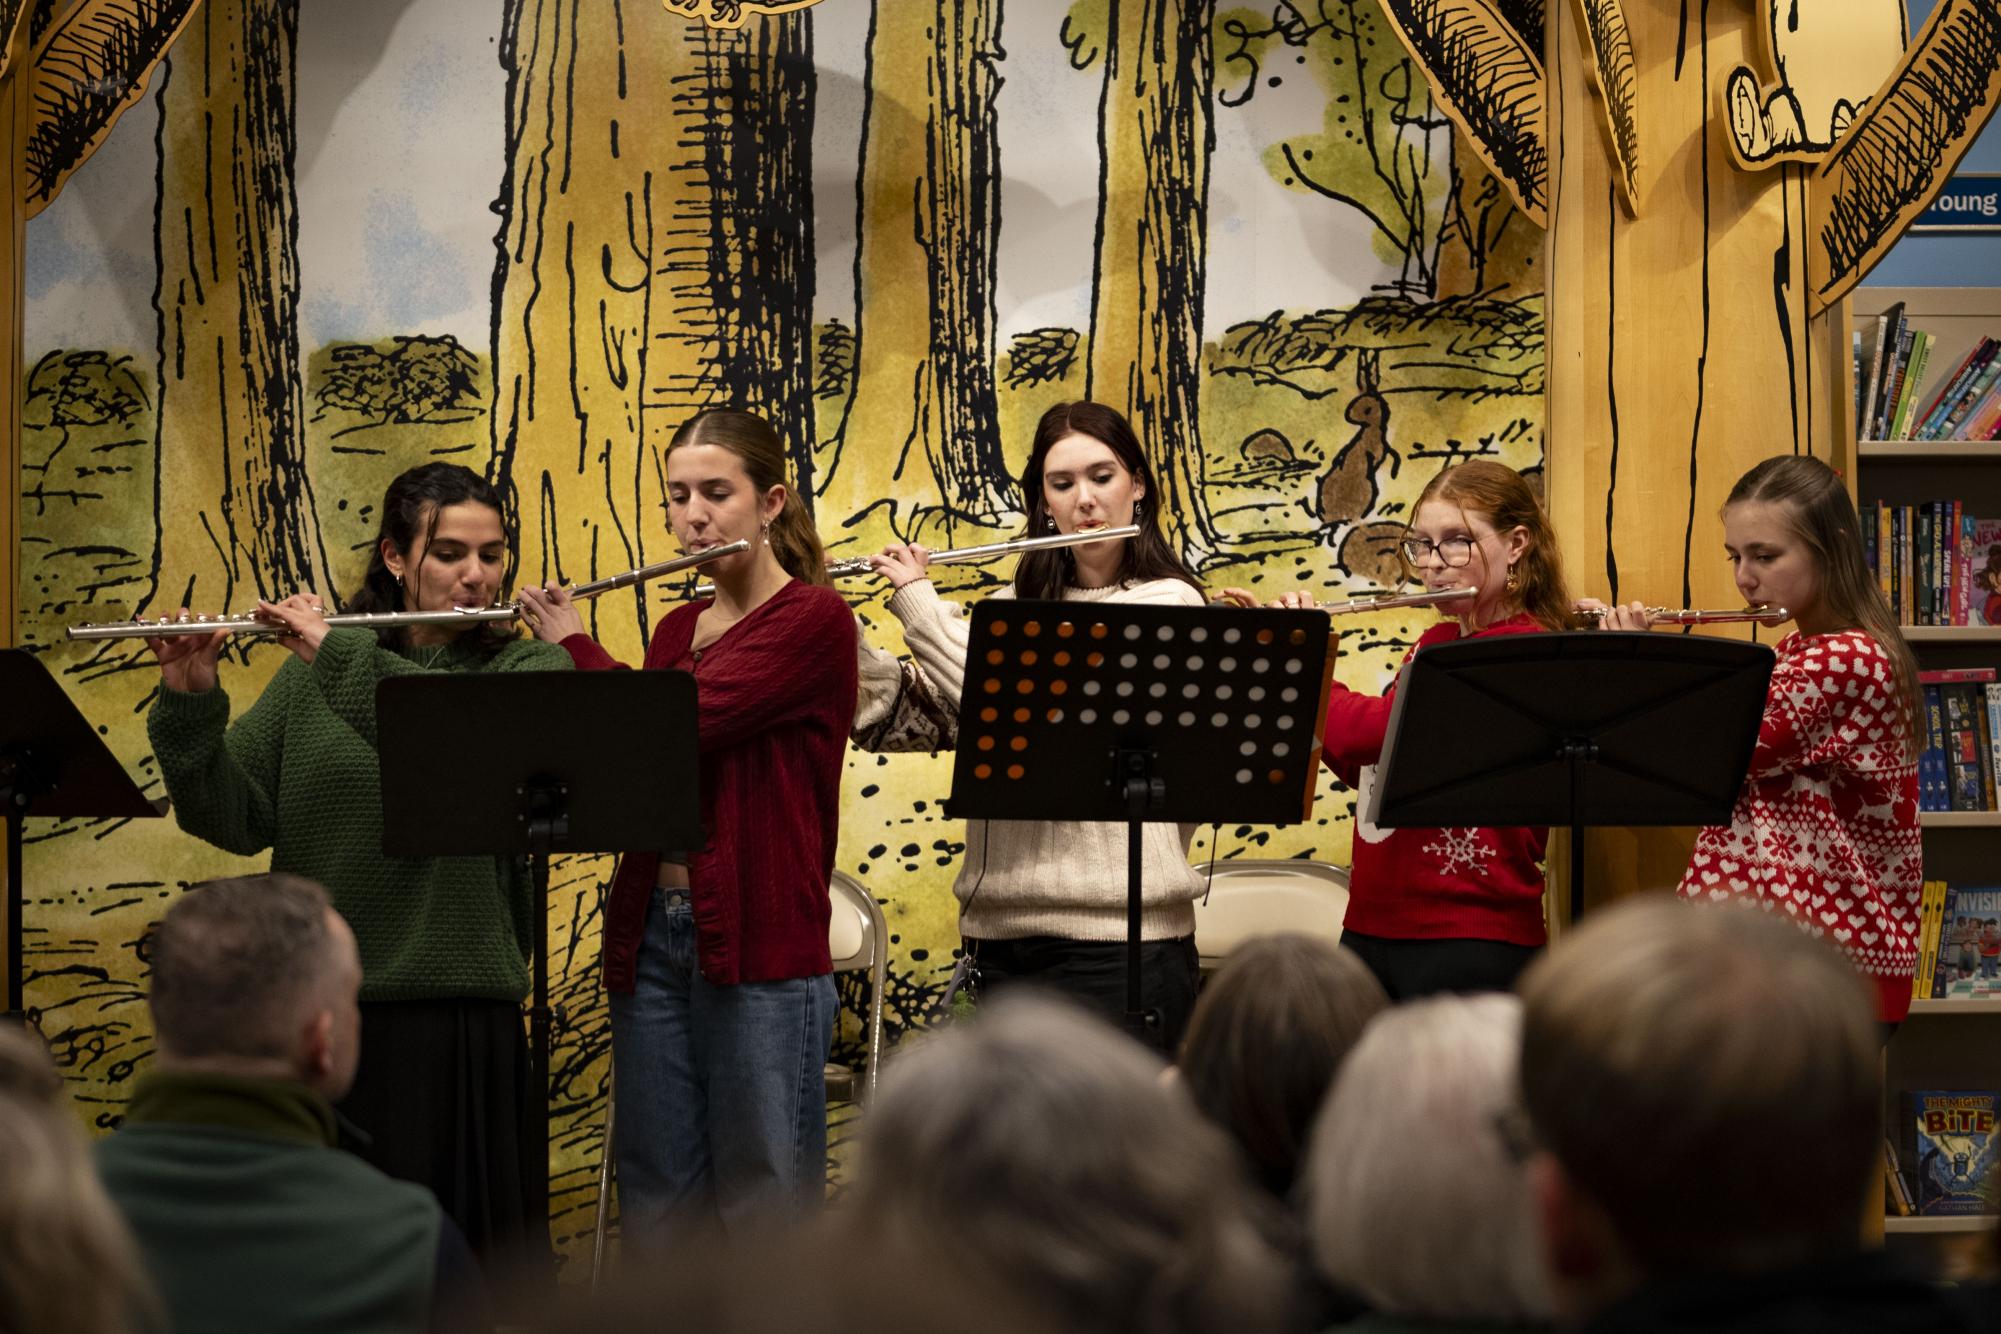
top-left (1853, 288), bottom-right (2001, 1255)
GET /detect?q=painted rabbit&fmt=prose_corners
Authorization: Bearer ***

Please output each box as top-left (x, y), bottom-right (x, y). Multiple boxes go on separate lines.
top-left (1316, 350), bottom-right (1398, 527)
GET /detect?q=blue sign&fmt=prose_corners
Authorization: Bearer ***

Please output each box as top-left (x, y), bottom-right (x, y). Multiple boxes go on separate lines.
top-left (1912, 174), bottom-right (2001, 233)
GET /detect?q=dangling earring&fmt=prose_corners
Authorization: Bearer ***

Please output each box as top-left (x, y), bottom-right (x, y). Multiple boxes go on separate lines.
top-left (761, 519), bottom-right (772, 546)
top-left (1045, 516), bottom-right (1057, 532)
top-left (1134, 500), bottom-right (1146, 524)
top-left (1505, 563), bottom-right (1521, 594)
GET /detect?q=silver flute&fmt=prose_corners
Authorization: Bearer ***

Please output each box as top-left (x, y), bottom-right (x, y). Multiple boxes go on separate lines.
top-left (1212, 586), bottom-right (1477, 613)
top-left (65, 540), bottom-right (752, 641)
top-left (1577, 604), bottom-right (1790, 626)
top-left (822, 524), bottom-right (1142, 578)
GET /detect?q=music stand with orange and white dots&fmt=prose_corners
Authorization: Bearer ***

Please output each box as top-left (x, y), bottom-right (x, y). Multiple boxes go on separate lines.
top-left (947, 599), bottom-right (1336, 1042)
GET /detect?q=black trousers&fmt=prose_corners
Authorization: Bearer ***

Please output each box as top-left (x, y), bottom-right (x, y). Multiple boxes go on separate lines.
top-left (337, 999), bottom-right (550, 1279)
top-left (1340, 930), bottom-right (1539, 1002)
top-left (967, 935), bottom-right (1201, 1054)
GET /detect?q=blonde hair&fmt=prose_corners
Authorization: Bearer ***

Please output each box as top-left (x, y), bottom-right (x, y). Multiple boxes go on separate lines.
top-left (668, 410), bottom-right (830, 587)
top-left (1518, 894), bottom-right (1880, 1275)
top-left (1303, 994), bottom-right (1550, 1321)
top-left (1408, 460), bottom-right (1576, 631)
top-left (0, 1026), bottom-right (158, 1334)
top-left (1724, 455), bottom-right (1921, 760)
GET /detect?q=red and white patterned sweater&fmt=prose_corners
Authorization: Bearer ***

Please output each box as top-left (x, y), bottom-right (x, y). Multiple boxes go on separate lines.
top-left (1678, 629), bottom-right (1922, 1023)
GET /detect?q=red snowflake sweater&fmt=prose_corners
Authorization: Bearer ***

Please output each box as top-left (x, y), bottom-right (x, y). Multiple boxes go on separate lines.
top-left (1322, 613), bottom-right (1549, 948)
top-left (1678, 629), bottom-right (1922, 1023)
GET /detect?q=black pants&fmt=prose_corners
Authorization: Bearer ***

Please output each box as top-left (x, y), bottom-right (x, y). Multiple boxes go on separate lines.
top-left (968, 935), bottom-right (1201, 1054)
top-left (1340, 930), bottom-right (1539, 1002)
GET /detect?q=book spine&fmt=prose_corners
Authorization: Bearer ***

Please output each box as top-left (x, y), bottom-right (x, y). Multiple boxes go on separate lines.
top-left (1914, 335), bottom-right (1982, 437)
top-left (1989, 684), bottom-right (2001, 815)
top-left (1922, 338), bottom-right (1997, 440)
top-left (1864, 504), bottom-right (1879, 581)
top-left (1878, 503), bottom-right (1894, 601)
top-left (1916, 880), bottom-right (1941, 999)
top-left (1861, 312), bottom-right (1890, 438)
top-left (1944, 686), bottom-right (1985, 811)
top-left (1978, 689), bottom-right (1997, 811)
top-left (1892, 333), bottom-right (1933, 439)
top-left (1932, 885), bottom-right (1960, 1000)
top-left (1876, 308), bottom-right (1908, 439)
top-left (1912, 504), bottom-right (1928, 628)
top-left (1952, 501), bottom-right (1965, 625)
top-left (1922, 685), bottom-right (1949, 812)
top-left (1882, 328), bottom-right (1916, 440)
top-left (1900, 506), bottom-right (1914, 625)
top-left (1943, 357), bottom-right (2001, 440)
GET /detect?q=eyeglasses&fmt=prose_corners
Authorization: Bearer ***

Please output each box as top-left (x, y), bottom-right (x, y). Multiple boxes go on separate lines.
top-left (1400, 535), bottom-right (1477, 567)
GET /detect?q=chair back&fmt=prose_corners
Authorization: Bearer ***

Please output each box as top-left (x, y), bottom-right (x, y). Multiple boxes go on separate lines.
top-left (1192, 859), bottom-right (1349, 972)
top-left (827, 870), bottom-right (888, 1102)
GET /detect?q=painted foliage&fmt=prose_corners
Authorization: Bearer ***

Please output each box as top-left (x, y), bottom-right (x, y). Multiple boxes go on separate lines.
top-left (20, 0), bottom-right (1541, 1263)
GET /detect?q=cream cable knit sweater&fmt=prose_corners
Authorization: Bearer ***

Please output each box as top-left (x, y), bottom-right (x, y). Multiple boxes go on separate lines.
top-left (876, 576), bottom-right (1209, 942)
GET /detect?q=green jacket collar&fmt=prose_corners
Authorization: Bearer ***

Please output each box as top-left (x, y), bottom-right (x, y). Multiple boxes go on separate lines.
top-left (124, 1070), bottom-right (338, 1148)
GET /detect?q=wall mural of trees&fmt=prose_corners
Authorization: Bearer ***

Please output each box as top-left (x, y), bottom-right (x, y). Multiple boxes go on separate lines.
top-left (20, 0), bottom-right (1546, 1266)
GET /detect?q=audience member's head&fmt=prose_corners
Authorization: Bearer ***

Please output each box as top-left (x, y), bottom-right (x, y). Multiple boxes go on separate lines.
top-left (0, 1024), bottom-right (157, 1334)
top-left (1178, 934), bottom-right (1389, 1197)
top-left (1517, 896), bottom-right (1879, 1320)
top-left (1303, 994), bottom-right (1549, 1325)
top-left (850, 994), bottom-right (1301, 1334)
top-left (147, 874), bottom-right (362, 1098)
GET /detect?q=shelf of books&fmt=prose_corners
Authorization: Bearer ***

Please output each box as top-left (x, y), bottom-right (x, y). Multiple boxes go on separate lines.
top-left (1885, 1216), bottom-right (1996, 1235)
top-left (1854, 289), bottom-right (2001, 1242)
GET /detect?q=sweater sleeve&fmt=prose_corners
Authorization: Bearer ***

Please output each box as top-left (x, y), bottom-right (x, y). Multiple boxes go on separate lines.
top-left (700, 590), bottom-right (860, 752)
top-left (853, 631), bottom-right (957, 753)
top-left (882, 579), bottom-right (989, 709)
top-left (1744, 636), bottom-right (1888, 780)
top-left (146, 674), bottom-right (289, 857)
top-left (1320, 680), bottom-right (1393, 789)
top-left (559, 633), bottom-right (631, 673)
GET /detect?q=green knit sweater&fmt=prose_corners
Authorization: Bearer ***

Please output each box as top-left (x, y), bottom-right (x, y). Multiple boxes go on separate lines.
top-left (147, 627), bottom-right (572, 1002)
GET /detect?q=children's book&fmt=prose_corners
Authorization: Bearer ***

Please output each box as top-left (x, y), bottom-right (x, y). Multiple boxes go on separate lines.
top-left (1907, 1090), bottom-right (1998, 1215)
top-left (1969, 518), bottom-right (2001, 628)
top-left (1936, 887), bottom-right (2001, 1001)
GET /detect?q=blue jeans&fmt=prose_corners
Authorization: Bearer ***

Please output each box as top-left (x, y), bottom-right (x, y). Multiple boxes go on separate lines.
top-left (609, 889), bottom-right (836, 1240)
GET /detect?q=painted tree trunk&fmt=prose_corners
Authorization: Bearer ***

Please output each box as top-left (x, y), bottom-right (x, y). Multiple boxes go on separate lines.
top-left (1087, 0), bottom-right (1222, 568)
top-left (151, 0), bottom-right (325, 615)
top-left (1542, 0), bottom-right (1849, 907)
top-left (816, 0), bottom-right (1009, 558)
top-left (0, 19), bottom-right (23, 649)
top-left (490, 0), bottom-right (814, 662)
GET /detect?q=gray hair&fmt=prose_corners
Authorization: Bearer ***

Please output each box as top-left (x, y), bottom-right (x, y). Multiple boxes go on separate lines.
top-left (146, 874), bottom-right (338, 1062)
top-left (850, 994), bottom-right (1299, 1334)
top-left (1519, 895), bottom-right (1879, 1274)
top-left (1303, 994), bottom-right (1549, 1321)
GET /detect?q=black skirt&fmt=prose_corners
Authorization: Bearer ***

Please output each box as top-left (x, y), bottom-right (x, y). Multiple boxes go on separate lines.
top-left (336, 998), bottom-right (549, 1275)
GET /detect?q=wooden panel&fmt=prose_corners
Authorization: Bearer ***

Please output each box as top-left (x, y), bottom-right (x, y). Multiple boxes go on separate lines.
top-left (1545, 1), bottom-right (1848, 912)
top-left (0, 13), bottom-right (23, 650)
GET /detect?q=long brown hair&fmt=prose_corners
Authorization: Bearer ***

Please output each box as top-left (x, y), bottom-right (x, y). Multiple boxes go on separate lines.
top-left (667, 409), bottom-right (830, 587)
top-left (1725, 456), bottom-right (1921, 758)
top-left (1406, 460), bottom-right (1576, 631)
top-left (1013, 401), bottom-right (1202, 599)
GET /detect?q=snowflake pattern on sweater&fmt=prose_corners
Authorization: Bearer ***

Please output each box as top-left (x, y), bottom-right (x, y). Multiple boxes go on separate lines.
top-left (1679, 630), bottom-right (1922, 993)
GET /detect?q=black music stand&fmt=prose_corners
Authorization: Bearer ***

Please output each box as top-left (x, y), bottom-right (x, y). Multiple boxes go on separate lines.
top-left (0, 650), bottom-right (167, 1021)
top-left (376, 670), bottom-right (701, 1243)
top-left (1367, 632), bottom-right (1775, 923)
top-left (946, 601), bottom-right (1335, 1042)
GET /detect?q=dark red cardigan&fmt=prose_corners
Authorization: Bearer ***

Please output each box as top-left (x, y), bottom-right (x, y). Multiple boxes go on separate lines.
top-left (561, 580), bottom-right (858, 991)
